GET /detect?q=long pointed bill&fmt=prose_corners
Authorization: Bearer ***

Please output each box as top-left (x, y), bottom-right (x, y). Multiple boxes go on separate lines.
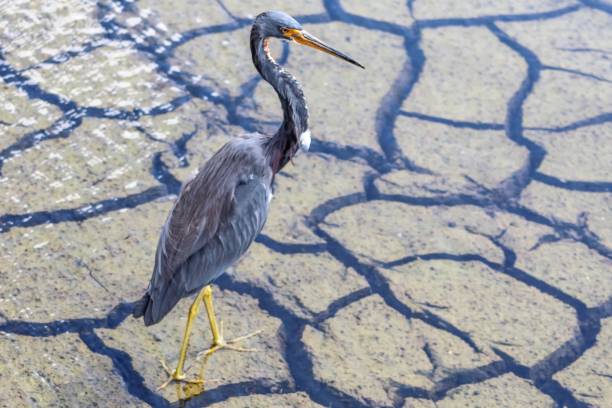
top-left (285, 29), bottom-right (365, 69)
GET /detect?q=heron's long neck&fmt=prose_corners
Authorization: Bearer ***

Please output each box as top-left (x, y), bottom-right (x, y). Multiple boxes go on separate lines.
top-left (250, 27), bottom-right (309, 173)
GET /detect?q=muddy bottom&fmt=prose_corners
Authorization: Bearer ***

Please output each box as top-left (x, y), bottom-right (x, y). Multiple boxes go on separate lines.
top-left (0, 1), bottom-right (611, 407)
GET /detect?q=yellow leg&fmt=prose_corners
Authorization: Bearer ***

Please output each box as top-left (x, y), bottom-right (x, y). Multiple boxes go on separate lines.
top-left (196, 286), bottom-right (263, 373)
top-left (158, 287), bottom-right (207, 390)
top-left (202, 285), bottom-right (222, 345)
top-left (158, 285), bottom-right (263, 397)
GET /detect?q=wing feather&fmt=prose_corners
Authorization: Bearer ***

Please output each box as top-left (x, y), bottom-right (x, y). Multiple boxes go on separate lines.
top-left (141, 138), bottom-right (272, 325)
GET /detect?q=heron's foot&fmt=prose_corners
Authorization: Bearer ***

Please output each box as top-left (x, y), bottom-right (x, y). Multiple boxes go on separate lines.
top-left (197, 321), bottom-right (262, 361)
top-left (157, 359), bottom-right (204, 391)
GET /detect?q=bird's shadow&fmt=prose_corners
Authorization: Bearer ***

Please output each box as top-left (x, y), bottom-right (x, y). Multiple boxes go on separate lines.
top-left (172, 379), bottom-right (292, 407)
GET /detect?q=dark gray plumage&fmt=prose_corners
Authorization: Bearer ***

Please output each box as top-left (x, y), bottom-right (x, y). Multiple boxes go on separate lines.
top-left (136, 136), bottom-right (272, 325)
top-left (133, 10), bottom-right (364, 327)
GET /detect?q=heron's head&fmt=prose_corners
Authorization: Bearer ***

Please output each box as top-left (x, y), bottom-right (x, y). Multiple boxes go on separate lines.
top-left (254, 11), bottom-right (365, 69)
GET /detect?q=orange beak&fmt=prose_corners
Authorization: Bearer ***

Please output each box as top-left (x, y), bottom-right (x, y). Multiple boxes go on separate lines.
top-left (282, 28), bottom-right (365, 69)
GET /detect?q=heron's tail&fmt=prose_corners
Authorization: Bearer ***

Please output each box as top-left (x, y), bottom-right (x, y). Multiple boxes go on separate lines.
top-left (132, 282), bottom-right (182, 326)
top-left (132, 293), bottom-right (150, 320)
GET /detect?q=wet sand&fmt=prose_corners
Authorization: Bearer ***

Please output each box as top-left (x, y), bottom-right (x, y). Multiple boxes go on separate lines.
top-left (0, 1), bottom-right (611, 407)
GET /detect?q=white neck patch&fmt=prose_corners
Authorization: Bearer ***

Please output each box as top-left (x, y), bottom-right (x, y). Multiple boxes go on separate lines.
top-left (299, 129), bottom-right (311, 152)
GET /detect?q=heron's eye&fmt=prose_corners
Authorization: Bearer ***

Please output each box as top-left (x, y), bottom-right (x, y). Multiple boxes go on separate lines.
top-left (280, 27), bottom-right (299, 39)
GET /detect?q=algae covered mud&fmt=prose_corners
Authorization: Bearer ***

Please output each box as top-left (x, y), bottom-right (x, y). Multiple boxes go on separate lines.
top-left (1, 0), bottom-right (611, 407)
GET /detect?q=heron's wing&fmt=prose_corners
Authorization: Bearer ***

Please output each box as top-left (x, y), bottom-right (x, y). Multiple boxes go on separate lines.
top-left (157, 140), bottom-right (265, 277)
top-left (157, 172), bottom-right (231, 279)
top-left (143, 142), bottom-right (271, 324)
top-left (181, 175), bottom-right (269, 291)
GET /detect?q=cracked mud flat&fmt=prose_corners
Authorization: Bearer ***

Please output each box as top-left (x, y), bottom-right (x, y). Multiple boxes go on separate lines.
top-left (0, 0), bottom-right (611, 407)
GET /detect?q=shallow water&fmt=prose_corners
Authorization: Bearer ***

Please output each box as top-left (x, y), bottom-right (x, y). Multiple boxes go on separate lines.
top-left (0, 0), bottom-right (611, 407)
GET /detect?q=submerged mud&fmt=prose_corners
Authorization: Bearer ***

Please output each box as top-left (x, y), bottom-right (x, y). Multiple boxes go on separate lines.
top-left (0, 0), bottom-right (611, 407)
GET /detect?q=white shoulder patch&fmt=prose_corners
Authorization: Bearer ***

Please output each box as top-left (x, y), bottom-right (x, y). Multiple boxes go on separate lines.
top-left (299, 129), bottom-right (311, 152)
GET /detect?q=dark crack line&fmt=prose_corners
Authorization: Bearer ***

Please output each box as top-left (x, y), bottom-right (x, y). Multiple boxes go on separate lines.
top-left (167, 20), bottom-right (249, 54)
top-left (216, 274), bottom-right (371, 408)
top-left (324, 0), bottom-right (409, 36)
top-left (0, 113), bottom-right (84, 176)
top-left (380, 188), bottom-right (612, 261)
top-left (382, 251), bottom-right (588, 315)
top-left (429, 360), bottom-right (509, 401)
top-left (590, 297), bottom-right (612, 320)
top-left (480, 230), bottom-right (605, 406)
top-left (557, 46), bottom-right (612, 55)
top-left (79, 329), bottom-right (171, 407)
top-left (533, 172), bottom-right (612, 193)
top-left (310, 138), bottom-right (393, 173)
top-left (0, 302), bottom-right (134, 337)
top-left (416, 4), bottom-right (582, 29)
top-left (301, 180), bottom-right (610, 408)
top-left (473, 231), bottom-right (591, 314)
top-left (95, 2), bottom-right (226, 108)
top-left (310, 218), bottom-right (481, 353)
top-left (374, 33), bottom-right (429, 172)
top-left (0, 50), bottom-right (78, 112)
top-left (533, 112), bottom-right (612, 133)
top-left (324, 0), bottom-right (431, 173)
top-left (592, 371), bottom-right (612, 380)
top-left (20, 38), bottom-right (108, 72)
top-left (487, 23), bottom-right (545, 201)
top-left (579, 0), bottom-right (612, 14)
top-left (0, 185), bottom-right (168, 233)
top-left (400, 108), bottom-right (612, 138)
top-left (83, 94), bottom-right (193, 122)
top-left (493, 348), bottom-right (593, 408)
top-left (76, 258), bottom-right (111, 293)
top-left (506, 205), bottom-right (612, 260)
top-left (394, 360), bottom-right (510, 404)
top-left (543, 64), bottom-right (612, 84)
top-left (213, 0), bottom-right (242, 23)
top-left (406, 0), bottom-right (416, 18)
top-left (399, 111), bottom-right (505, 131)
top-left (311, 287), bottom-right (373, 328)
top-left (378, 192), bottom-right (491, 208)
top-left (0, 153), bottom-right (179, 233)
top-left (0, 93), bottom-right (191, 176)
top-left (170, 126), bottom-right (199, 168)
top-left (255, 234), bottom-right (327, 255)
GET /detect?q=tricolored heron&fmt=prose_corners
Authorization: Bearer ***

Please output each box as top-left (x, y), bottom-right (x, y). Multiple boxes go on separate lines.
top-left (133, 10), bottom-right (364, 390)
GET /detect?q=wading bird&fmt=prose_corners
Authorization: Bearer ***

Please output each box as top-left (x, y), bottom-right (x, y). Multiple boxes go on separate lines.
top-left (133, 10), bottom-right (364, 390)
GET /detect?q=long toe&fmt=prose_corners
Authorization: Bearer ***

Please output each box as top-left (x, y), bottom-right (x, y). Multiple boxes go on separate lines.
top-left (157, 360), bottom-right (204, 391)
top-left (197, 329), bottom-right (263, 360)
top-left (227, 329), bottom-right (263, 346)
